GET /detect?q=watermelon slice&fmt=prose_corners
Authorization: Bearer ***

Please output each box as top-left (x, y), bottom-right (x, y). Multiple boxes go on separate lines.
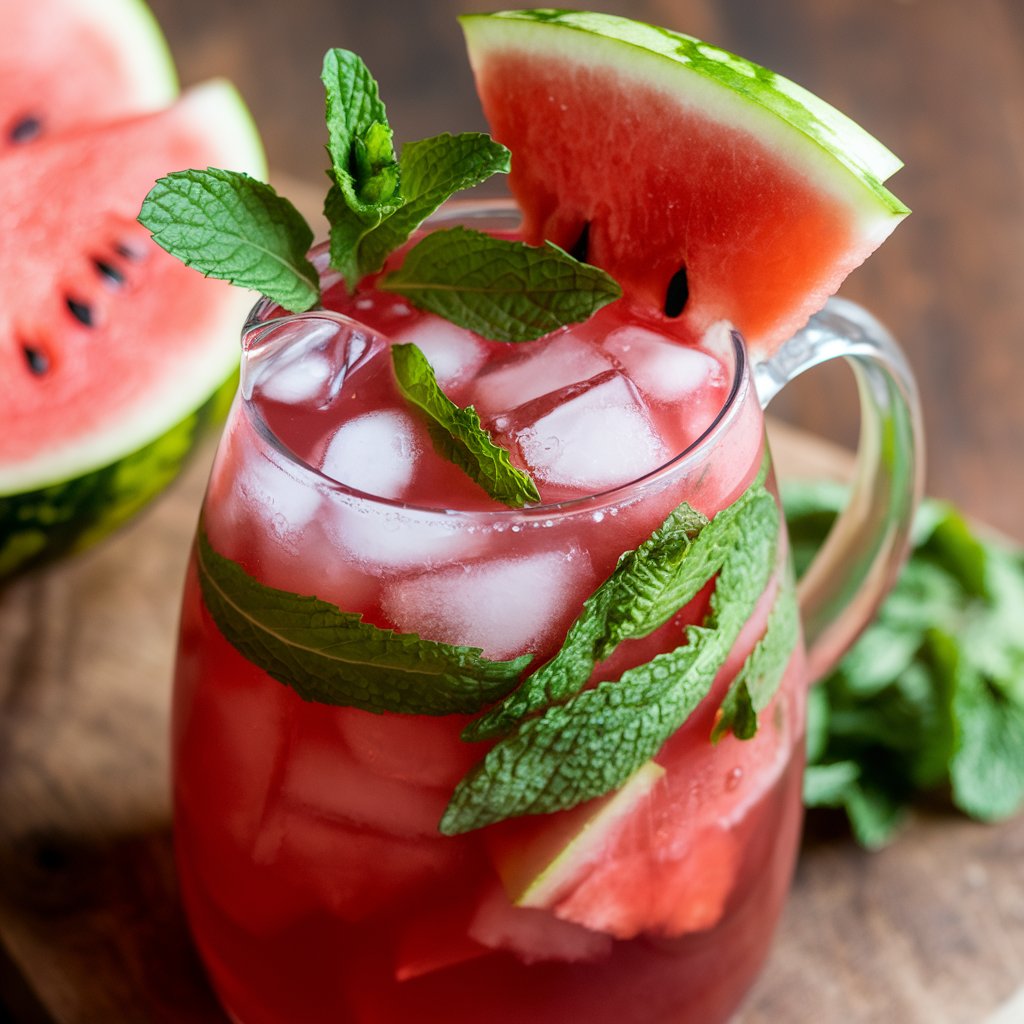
top-left (0, 0), bottom-right (177, 148)
top-left (0, 82), bottom-right (265, 577)
top-left (460, 10), bottom-right (908, 352)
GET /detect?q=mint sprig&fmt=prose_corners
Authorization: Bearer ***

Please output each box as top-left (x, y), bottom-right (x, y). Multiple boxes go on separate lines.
top-left (357, 132), bottom-right (511, 277)
top-left (789, 482), bottom-right (1024, 847)
top-left (196, 526), bottom-right (531, 716)
top-left (381, 228), bottom-right (621, 343)
top-left (391, 343), bottom-right (541, 507)
top-left (138, 168), bottom-right (319, 312)
top-left (440, 479), bottom-right (784, 835)
top-left (138, 49), bottom-right (621, 344)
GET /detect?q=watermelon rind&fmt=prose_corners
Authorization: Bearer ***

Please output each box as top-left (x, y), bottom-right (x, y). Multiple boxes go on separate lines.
top-left (0, 372), bottom-right (236, 579)
top-left (460, 9), bottom-right (907, 220)
top-left (0, 80), bottom-right (265, 580)
top-left (63, 0), bottom-right (180, 109)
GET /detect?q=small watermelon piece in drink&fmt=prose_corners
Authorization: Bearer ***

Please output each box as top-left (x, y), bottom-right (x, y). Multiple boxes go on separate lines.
top-left (461, 10), bottom-right (907, 354)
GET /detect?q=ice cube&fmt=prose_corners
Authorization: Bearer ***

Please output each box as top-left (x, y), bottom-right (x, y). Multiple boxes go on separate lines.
top-left (240, 447), bottom-right (323, 539)
top-left (605, 326), bottom-right (723, 403)
top-left (514, 373), bottom-right (668, 491)
top-left (320, 409), bottom-right (420, 499)
top-left (380, 547), bottom-right (595, 661)
top-left (255, 351), bottom-right (333, 404)
top-left (328, 501), bottom-right (481, 572)
top-left (393, 314), bottom-right (487, 387)
top-left (472, 333), bottom-right (615, 417)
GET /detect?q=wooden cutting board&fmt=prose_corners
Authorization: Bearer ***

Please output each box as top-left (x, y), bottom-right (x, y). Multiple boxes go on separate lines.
top-left (0, 422), bottom-right (1021, 1024)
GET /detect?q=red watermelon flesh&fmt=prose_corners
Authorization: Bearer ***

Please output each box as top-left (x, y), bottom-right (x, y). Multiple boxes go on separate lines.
top-left (0, 0), bottom-right (177, 149)
top-left (462, 12), bottom-right (908, 354)
top-left (0, 82), bottom-right (263, 495)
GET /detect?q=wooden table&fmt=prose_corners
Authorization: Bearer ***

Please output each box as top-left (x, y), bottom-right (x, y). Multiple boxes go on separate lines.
top-left (3, 0), bottom-right (1024, 1021)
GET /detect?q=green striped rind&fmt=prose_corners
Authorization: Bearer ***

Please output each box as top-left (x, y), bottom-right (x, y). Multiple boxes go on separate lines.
top-left (0, 373), bottom-right (236, 580)
top-left (459, 9), bottom-right (908, 217)
top-left (74, 0), bottom-right (179, 107)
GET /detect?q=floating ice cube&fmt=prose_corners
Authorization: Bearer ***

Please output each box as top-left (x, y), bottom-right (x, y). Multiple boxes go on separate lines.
top-left (472, 333), bottom-right (615, 416)
top-left (605, 326), bottom-right (723, 403)
top-left (320, 409), bottom-right (420, 499)
top-left (380, 547), bottom-right (594, 661)
top-left (240, 447), bottom-right (323, 538)
top-left (255, 352), bottom-right (333, 404)
top-left (515, 373), bottom-right (667, 491)
top-left (394, 314), bottom-right (487, 386)
top-left (328, 501), bottom-right (481, 572)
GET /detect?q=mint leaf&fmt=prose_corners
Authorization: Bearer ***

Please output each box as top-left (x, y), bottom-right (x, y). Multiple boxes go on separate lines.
top-left (321, 49), bottom-right (403, 284)
top-left (950, 643), bottom-right (1024, 821)
top-left (441, 483), bottom-right (780, 834)
top-left (381, 227), bottom-right (622, 342)
top-left (139, 168), bottom-right (319, 312)
top-left (464, 500), bottom-right (711, 741)
top-left (391, 343), bottom-right (540, 507)
top-left (786, 482), bottom-right (1024, 846)
top-left (712, 575), bottom-right (800, 741)
top-left (358, 133), bottom-right (511, 277)
top-left (196, 526), bottom-right (531, 715)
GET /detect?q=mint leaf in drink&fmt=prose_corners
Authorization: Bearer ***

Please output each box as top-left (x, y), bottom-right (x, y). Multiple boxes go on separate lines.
top-left (321, 49), bottom-right (403, 285)
top-left (358, 132), bottom-right (511, 276)
top-left (139, 168), bottom-right (319, 312)
top-left (391, 342), bottom-right (540, 507)
top-left (465, 500), bottom-right (711, 741)
top-left (196, 526), bottom-right (531, 716)
top-left (381, 227), bottom-right (622, 343)
top-left (441, 482), bottom-right (780, 834)
top-left (712, 576), bottom-right (799, 741)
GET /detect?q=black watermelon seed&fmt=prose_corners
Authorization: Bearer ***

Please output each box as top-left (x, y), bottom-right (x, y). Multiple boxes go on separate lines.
top-left (567, 222), bottom-right (591, 263)
top-left (22, 345), bottom-right (49, 375)
top-left (93, 258), bottom-right (124, 286)
top-left (115, 242), bottom-right (143, 262)
top-left (66, 297), bottom-right (95, 327)
top-left (664, 266), bottom-right (689, 318)
top-left (9, 116), bottom-right (41, 143)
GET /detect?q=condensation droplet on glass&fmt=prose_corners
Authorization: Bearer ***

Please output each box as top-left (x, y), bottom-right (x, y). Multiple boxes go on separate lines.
top-left (725, 767), bottom-right (743, 791)
top-left (592, 511), bottom-right (605, 523)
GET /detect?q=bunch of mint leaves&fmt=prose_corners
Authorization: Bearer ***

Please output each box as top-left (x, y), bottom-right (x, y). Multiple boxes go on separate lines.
top-left (785, 481), bottom-right (1024, 848)
top-left (138, 49), bottom-right (620, 341)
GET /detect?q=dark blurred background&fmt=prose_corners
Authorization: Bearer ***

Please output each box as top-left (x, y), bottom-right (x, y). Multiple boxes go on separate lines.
top-left (147, 0), bottom-right (1024, 538)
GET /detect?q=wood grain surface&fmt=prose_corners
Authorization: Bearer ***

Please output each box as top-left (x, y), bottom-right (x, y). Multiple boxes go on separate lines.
top-left (3, 0), bottom-right (1024, 1021)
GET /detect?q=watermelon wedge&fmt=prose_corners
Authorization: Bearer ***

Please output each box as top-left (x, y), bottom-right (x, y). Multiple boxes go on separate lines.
top-left (0, 0), bottom-right (177, 148)
top-left (460, 10), bottom-right (908, 352)
top-left (0, 82), bottom-right (265, 577)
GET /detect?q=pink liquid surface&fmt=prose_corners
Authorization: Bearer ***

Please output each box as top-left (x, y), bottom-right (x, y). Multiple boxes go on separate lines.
top-left (173, 276), bottom-right (806, 1023)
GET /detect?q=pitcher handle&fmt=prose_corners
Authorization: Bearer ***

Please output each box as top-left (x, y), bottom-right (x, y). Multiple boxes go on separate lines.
top-left (754, 297), bottom-right (924, 682)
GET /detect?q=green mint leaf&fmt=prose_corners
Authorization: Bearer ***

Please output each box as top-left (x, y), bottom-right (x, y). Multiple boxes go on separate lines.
top-left (357, 133), bottom-right (511, 276)
top-left (441, 483), bottom-right (780, 834)
top-left (712, 574), bottom-right (800, 741)
top-left (391, 343), bottom-right (540, 507)
top-left (138, 168), bottom-right (319, 313)
top-left (464, 500), bottom-right (711, 741)
top-left (802, 760), bottom-right (860, 806)
top-left (844, 781), bottom-right (909, 849)
top-left (321, 49), bottom-right (403, 284)
top-left (380, 227), bottom-right (622, 342)
top-left (949, 640), bottom-right (1024, 821)
top-left (467, 460), bottom-right (772, 742)
top-left (196, 526), bottom-right (531, 716)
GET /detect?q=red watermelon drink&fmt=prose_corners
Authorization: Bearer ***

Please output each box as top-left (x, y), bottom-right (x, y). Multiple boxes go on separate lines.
top-left (152, 11), bottom-right (921, 1024)
top-left (174, 221), bottom-right (806, 1024)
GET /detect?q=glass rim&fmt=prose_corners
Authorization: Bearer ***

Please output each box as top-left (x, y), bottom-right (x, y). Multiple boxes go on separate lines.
top-left (238, 198), bottom-right (751, 520)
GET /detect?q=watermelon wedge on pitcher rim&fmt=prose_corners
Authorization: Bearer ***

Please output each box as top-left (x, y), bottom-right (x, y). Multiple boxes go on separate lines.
top-left (462, 9), bottom-right (908, 352)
